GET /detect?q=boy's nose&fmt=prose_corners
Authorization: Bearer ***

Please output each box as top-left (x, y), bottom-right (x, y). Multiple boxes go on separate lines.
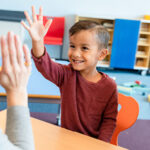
top-left (73, 49), bottom-right (81, 57)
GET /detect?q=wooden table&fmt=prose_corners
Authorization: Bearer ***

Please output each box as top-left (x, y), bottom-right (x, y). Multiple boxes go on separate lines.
top-left (0, 110), bottom-right (127, 150)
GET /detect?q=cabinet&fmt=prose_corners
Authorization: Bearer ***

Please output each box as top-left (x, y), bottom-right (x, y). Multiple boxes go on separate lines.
top-left (75, 16), bottom-right (150, 71)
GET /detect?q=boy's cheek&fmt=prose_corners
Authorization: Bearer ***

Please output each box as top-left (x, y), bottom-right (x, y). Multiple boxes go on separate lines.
top-left (68, 50), bottom-right (72, 59)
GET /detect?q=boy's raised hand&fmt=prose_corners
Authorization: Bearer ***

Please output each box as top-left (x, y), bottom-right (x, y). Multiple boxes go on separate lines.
top-left (0, 32), bottom-right (31, 107)
top-left (21, 6), bottom-right (52, 42)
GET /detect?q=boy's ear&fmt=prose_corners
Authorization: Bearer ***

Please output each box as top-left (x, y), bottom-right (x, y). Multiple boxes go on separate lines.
top-left (98, 49), bottom-right (108, 61)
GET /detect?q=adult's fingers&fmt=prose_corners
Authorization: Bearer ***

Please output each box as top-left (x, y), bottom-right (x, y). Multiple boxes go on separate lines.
top-left (14, 35), bottom-right (24, 67)
top-left (0, 36), bottom-right (10, 71)
top-left (23, 44), bottom-right (31, 69)
top-left (7, 32), bottom-right (18, 68)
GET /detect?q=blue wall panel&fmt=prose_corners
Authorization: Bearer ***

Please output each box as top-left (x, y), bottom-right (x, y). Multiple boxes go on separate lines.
top-left (110, 19), bottom-right (141, 69)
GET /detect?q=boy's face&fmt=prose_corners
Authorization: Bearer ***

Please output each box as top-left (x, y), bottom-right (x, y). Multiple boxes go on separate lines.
top-left (68, 30), bottom-right (107, 74)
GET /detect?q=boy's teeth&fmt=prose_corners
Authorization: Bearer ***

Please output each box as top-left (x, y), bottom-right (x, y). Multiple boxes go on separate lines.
top-left (73, 60), bottom-right (83, 63)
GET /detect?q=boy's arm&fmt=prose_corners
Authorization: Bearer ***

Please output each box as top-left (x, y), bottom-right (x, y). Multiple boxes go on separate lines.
top-left (98, 89), bottom-right (118, 143)
top-left (22, 6), bottom-right (66, 86)
top-left (32, 48), bottom-right (67, 87)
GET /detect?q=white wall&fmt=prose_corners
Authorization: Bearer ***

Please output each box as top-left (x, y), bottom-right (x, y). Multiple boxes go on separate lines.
top-left (1, 0), bottom-right (150, 18)
top-left (0, 0), bottom-right (150, 59)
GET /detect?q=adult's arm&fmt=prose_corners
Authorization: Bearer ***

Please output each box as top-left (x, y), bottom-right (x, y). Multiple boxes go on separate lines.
top-left (0, 106), bottom-right (34, 150)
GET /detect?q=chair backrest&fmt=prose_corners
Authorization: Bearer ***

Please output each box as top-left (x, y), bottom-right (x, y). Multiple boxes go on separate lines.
top-left (110, 93), bottom-right (139, 145)
top-left (37, 15), bottom-right (65, 45)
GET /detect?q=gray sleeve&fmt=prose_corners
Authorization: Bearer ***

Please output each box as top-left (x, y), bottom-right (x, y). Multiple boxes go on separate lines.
top-left (0, 106), bottom-right (35, 150)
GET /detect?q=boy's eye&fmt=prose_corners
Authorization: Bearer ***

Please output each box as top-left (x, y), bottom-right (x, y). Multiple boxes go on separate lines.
top-left (70, 45), bottom-right (75, 48)
top-left (82, 46), bottom-right (88, 50)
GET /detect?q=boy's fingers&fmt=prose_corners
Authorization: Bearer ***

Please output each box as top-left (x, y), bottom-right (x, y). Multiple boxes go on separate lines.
top-left (32, 6), bottom-right (37, 22)
top-left (7, 32), bottom-right (18, 67)
top-left (24, 11), bottom-right (33, 25)
top-left (0, 36), bottom-right (10, 70)
top-left (44, 19), bottom-right (53, 35)
top-left (39, 6), bottom-right (43, 21)
top-left (21, 21), bottom-right (30, 31)
top-left (14, 35), bottom-right (24, 66)
top-left (23, 44), bottom-right (31, 68)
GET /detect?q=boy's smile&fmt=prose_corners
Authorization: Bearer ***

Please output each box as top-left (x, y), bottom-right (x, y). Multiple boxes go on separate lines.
top-left (68, 30), bottom-right (103, 76)
top-left (72, 59), bottom-right (84, 64)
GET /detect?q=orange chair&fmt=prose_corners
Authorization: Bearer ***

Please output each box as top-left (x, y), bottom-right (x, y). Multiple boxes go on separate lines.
top-left (110, 93), bottom-right (139, 145)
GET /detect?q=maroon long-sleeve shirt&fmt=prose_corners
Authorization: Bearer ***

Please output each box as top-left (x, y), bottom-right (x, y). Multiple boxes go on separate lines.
top-left (32, 49), bottom-right (118, 142)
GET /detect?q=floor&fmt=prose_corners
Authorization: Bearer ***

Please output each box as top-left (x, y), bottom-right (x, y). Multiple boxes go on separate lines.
top-left (118, 119), bottom-right (150, 150)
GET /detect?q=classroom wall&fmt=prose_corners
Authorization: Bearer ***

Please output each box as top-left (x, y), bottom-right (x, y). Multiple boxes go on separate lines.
top-left (1, 0), bottom-right (150, 18)
top-left (0, 0), bottom-right (150, 113)
top-left (0, 0), bottom-right (150, 59)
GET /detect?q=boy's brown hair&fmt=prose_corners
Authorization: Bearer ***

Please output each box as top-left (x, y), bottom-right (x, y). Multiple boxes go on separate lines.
top-left (69, 20), bottom-right (110, 50)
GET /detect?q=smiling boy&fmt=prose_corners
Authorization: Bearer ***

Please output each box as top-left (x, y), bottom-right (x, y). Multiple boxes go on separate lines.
top-left (21, 6), bottom-right (118, 142)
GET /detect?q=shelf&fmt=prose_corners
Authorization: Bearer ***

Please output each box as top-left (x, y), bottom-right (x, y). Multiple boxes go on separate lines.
top-left (96, 64), bottom-right (109, 68)
top-left (140, 31), bottom-right (150, 35)
top-left (107, 29), bottom-right (113, 32)
top-left (134, 66), bottom-right (148, 70)
top-left (141, 20), bottom-right (150, 23)
top-left (136, 55), bottom-right (148, 58)
top-left (138, 42), bottom-right (150, 46)
top-left (137, 21), bottom-right (150, 69)
top-left (97, 61), bottom-right (109, 67)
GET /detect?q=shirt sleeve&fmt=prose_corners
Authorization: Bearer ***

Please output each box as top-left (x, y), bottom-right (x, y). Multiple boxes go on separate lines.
top-left (98, 88), bottom-right (118, 143)
top-left (32, 48), bottom-right (67, 87)
top-left (0, 106), bottom-right (35, 150)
